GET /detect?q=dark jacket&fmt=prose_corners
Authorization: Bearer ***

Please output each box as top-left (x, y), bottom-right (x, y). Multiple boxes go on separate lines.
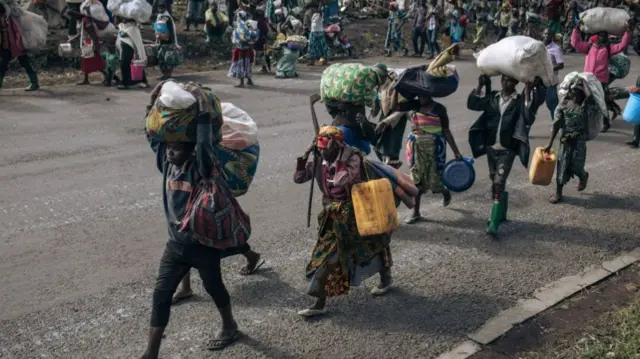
top-left (466, 80), bottom-right (545, 167)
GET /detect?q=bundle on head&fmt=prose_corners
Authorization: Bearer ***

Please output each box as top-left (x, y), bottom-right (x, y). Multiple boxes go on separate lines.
top-left (426, 43), bottom-right (459, 77)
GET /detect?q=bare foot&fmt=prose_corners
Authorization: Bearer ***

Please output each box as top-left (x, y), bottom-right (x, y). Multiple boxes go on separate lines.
top-left (171, 289), bottom-right (194, 305)
top-left (239, 253), bottom-right (264, 275)
top-left (234, 83), bottom-right (245, 88)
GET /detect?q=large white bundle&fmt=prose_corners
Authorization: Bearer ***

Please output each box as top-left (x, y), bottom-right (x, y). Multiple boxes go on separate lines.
top-left (16, 10), bottom-right (48, 52)
top-left (579, 7), bottom-right (630, 35)
top-left (97, 22), bottom-right (117, 37)
top-left (557, 71), bottom-right (606, 141)
top-left (157, 81), bottom-right (197, 109)
top-left (220, 102), bottom-right (258, 150)
top-left (80, 0), bottom-right (109, 22)
top-left (107, 0), bottom-right (151, 23)
top-left (475, 36), bottom-right (555, 86)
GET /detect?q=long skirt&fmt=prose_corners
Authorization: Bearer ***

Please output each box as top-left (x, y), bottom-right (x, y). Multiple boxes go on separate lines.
top-left (228, 48), bottom-right (254, 79)
top-left (276, 47), bottom-right (298, 78)
top-left (81, 51), bottom-right (106, 75)
top-left (557, 138), bottom-right (587, 186)
top-left (374, 115), bottom-right (408, 161)
top-left (406, 133), bottom-right (446, 193)
top-left (308, 31), bottom-right (327, 60)
top-left (306, 201), bottom-right (392, 298)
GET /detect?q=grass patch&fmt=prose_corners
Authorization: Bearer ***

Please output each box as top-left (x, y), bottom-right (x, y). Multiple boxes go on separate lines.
top-left (530, 290), bottom-right (640, 359)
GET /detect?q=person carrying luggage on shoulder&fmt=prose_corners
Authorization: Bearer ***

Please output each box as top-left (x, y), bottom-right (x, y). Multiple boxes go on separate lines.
top-left (467, 74), bottom-right (545, 237)
top-left (570, 19), bottom-right (632, 132)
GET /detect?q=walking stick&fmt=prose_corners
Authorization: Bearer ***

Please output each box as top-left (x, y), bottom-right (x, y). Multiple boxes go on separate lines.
top-left (307, 94), bottom-right (322, 228)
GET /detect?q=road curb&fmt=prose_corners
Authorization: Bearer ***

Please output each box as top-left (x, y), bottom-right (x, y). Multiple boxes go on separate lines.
top-left (435, 246), bottom-right (640, 359)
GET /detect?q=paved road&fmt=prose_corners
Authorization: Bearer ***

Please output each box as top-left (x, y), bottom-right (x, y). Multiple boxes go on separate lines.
top-left (1, 54), bottom-right (639, 359)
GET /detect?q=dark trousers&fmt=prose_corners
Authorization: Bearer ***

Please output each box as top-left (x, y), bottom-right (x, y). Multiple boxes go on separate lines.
top-left (120, 43), bottom-right (148, 86)
top-left (412, 27), bottom-right (427, 55)
top-left (497, 26), bottom-right (508, 40)
top-left (0, 49), bottom-right (36, 78)
top-left (151, 240), bottom-right (230, 327)
top-left (487, 147), bottom-right (516, 198)
top-left (68, 3), bottom-right (81, 37)
top-left (632, 125), bottom-right (640, 143)
top-left (427, 29), bottom-right (440, 56)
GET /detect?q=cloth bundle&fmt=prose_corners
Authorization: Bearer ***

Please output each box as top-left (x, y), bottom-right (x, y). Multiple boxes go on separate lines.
top-left (145, 80), bottom-right (223, 145)
top-left (394, 65), bottom-right (459, 99)
top-left (475, 35), bottom-right (554, 86)
top-left (233, 20), bottom-right (259, 44)
top-left (320, 63), bottom-right (389, 107)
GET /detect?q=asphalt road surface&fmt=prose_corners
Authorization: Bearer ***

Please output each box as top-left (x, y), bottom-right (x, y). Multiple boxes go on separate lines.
top-left (1, 54), bottom-right (639, 359)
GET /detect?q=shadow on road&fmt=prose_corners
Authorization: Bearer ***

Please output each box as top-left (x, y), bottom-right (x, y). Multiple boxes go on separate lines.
top-left (330, 288), bottom-right (499, 335)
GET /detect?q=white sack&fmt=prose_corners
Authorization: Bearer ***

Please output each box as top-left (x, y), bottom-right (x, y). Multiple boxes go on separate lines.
top-left (24, 0), bottom-right (67, 29)
top-left (475, 35), bottom-right (555, 86)
top-left (221, 102), bottom-right (259, 150)
top-left (579, 7), bottom-right (630, 35)
top-left (557, 71), bottom-right (606, 141)
top-left (81, 0), bottom-right (109, 22)
top-left (97, 22), bottom-right (117, 36)
top-left (16, 10), bottom-right (48, 52)
top-left (107, 0), bottom-right (152, 23)
top-left (157, 81), bottom-right (197, 109)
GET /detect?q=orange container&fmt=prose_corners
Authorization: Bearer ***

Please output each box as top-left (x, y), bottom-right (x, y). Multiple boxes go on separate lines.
top-left (351, 178), bottom-right (399, 236)
top-left (529, 147), bottom-right (557, 186)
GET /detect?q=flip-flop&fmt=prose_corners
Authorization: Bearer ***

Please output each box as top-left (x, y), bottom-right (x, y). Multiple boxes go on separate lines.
top-left (404, 216), bottom-right (423, 224)
top-left (239, 258), bottom-right (265, 276)
top-left (171, 293), bottom-right (194, 305)
top-left (548, 195), bottom-right (562, 204)
top-left (206, 330), bottom-right (241, 351)
top-left (297, 308), bottom-right (326, 317)
top-left (371, 279), bottom-right (393, 296)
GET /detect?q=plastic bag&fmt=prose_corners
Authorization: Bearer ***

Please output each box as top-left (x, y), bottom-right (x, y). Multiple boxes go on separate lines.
top-left (394, 65), bottom-right (459, 98)
top-left (579, 7), bottom-right (630, 35)
top-left (157, 81), bottom-right (197, 109)
top-left (81, 0), bottom-right (109, 22)
top-left (107, 0), bottom-right (152, 23)
top-left (475, 35), bottom-right (554, 86)
top-left (220, 102), bottom-right (259, 150)
top-left (24, 0), bottom-right (67, 29)
top-left (16, 10), bottom-right (48, 52)
top-left (557, 71), bottom-right (606, 141)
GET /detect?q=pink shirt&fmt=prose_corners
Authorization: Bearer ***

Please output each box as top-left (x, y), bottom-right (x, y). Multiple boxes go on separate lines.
top-left (570, 28), bottom-right (630, 84)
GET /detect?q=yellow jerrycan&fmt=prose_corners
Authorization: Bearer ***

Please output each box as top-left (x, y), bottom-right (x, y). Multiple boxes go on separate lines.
top-left (351, 175), bottom-right (399, 236)
top-left (529, 147), bottom-right (557, 186)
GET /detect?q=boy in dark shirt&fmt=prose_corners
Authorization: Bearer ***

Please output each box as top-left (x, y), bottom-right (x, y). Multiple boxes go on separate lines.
top-left (140, 139), bottom-right (241, 358)
top-left (467, 74), bottom-right (544, 236)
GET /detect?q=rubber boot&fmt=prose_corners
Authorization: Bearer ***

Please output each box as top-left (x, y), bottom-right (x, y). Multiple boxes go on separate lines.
top-left (25, 72), bottom-right (39, 91)
top-left (499, 191), bottom-right (509, 223)
top-left (0, 76), bottom-right (4, 89)
top-left (486, 202), bottom-right (503, 236)
top-left (627, 125), bottom-right (640, 148)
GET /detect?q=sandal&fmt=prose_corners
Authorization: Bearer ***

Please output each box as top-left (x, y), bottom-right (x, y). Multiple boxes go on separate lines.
top-left (371, 279), bottom-right (393, 296)
top-left (206, 330), bottom-right (241, 351)
top-left (297, 308), bottom-right (326, 317)
top-left (171, 292), bottom-right (194, 305)
top-left (548, 195), bottom-right (562, 204)
top-left (239, 258), bottom-right (265, 276)
top-left (404, 215), bottom-right (423, 224)
top-left (577, 172), bottom-right (589, 192)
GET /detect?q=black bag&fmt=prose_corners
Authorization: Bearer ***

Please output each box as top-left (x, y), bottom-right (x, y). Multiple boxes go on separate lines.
top-left (394, 65), bottom-right (460, 99)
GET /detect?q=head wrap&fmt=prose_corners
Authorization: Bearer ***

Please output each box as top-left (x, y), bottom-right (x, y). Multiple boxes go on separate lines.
top-left (372, 62), bottom-right (389, 85)
top-left (316, 126), bottom-right (345, 149)
top-left (590, 34), bottom-right (598, 43)
top-left (389, 1), bottom-right (398, 8)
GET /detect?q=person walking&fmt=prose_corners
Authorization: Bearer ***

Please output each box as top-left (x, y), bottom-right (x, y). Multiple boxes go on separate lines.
top-left (411, 0), bottom-right (428, 57)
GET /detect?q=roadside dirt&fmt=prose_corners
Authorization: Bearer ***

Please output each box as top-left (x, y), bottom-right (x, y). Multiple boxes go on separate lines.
top-left (470, 263), bottom-right (640, 359)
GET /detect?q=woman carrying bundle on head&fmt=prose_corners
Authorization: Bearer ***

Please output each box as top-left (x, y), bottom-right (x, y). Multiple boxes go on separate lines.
top-left (116, 16), bottom-right (149, 89)
top-left (154, 2), bottom-right (182, 80)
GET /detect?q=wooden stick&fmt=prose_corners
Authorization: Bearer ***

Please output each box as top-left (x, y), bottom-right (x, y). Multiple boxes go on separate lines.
top-left (306, 94), bottom-right (322, 227)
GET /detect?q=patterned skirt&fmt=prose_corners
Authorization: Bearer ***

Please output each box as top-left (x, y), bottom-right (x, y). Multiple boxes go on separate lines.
top-left (228, 48), bottom-right (254, 79)
top-left (406, 133), bottom-right (447, 193)
top-left (308, 31), bottom-right (327, 60)
top-left (306, 201), bottom-right (392, 298)
top-left (557, 137), bottom-right (587, 186)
